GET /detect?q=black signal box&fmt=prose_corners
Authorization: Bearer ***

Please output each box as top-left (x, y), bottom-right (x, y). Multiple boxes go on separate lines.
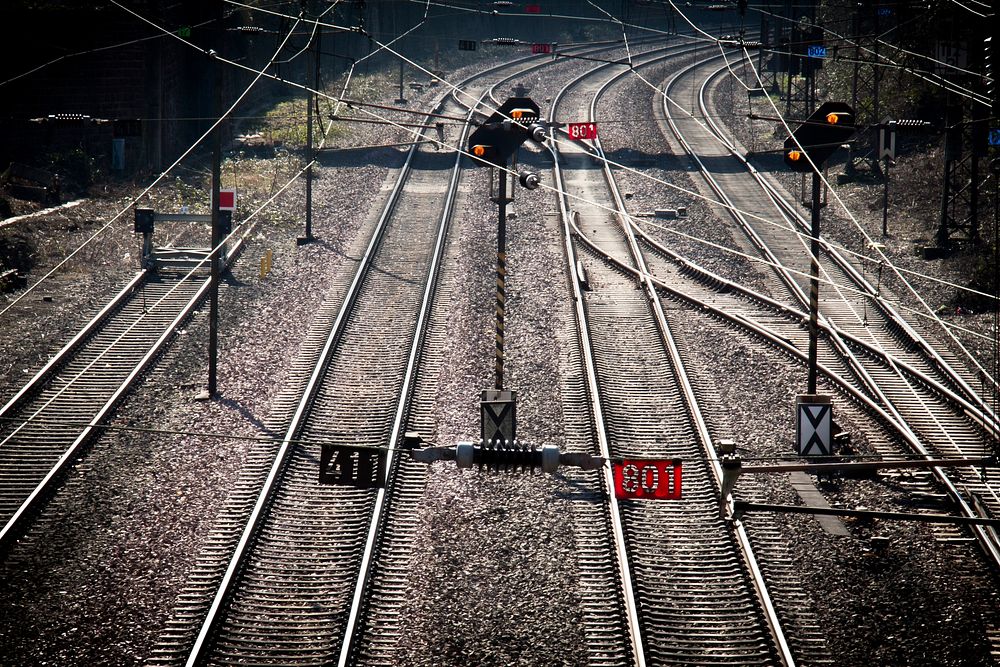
top-left (783, 102), bottom-right (856, 173)
top-left (467, 97), bottom-right (541, 167)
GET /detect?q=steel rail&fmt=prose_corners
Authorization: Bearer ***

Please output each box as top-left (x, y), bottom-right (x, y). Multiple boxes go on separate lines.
top-left (544, 39), bottom-right (770, 667)
top-left (0, 271), bottom-right (146, 419)
top-left (0, 237), bottom-right (245, 554)
top-left (702, 80), bottom-right (1000, 433)
top-left (585, 49), bottom-right (795, 667)
top-left (183, 110), bottom-right (422, 666)
top-left (473, 39), bottom-right (709, 667)
top-left (692, 61), bottom-right (1000, 566)
top-left (659, 56), bottom-right (1000, 568)
top-left (181, 38), bottom-right (641, 664)
top-left (662, 55), bottom-right (949, 453)
top-left (549, 102), bottom-right (648, 667)
top-left (334, 75), bottom-right (478, 667)
top-left (633, 222), bottom-right (998, 437)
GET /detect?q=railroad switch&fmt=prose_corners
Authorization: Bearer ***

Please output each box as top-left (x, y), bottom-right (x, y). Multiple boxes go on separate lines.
top-left (404, 432), bottom-right (603, 473)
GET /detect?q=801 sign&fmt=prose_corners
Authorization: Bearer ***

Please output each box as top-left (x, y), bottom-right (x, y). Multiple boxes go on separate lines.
top-left (567, 122), bottom-right (598, 140)
top-left (613, 459), bottom-right (682, 500)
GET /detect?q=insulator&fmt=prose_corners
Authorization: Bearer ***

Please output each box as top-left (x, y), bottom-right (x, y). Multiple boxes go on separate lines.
top-left (455, 440), bottom-right (552, 471)
top-left (519, 171), bottom-right (540, 190)
top-left (528, 123), bottom-right (547, 143)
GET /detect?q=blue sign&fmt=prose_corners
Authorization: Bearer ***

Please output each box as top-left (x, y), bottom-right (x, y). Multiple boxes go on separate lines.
top-left (989, 129), bottom-right (1000, 146)
top-left (877, 7), bottom-right (893, 16)
top-left (807, 45), bottom-right (827, 58)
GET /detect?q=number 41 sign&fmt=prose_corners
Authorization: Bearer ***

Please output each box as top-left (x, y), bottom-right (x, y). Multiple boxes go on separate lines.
top-left (613, 459), bottom-right (682, 500)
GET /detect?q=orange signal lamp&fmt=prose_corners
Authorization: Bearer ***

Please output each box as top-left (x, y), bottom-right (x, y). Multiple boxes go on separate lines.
top-left (473, 145), bottom-right (489, 157)
top-left (826, 113), bottom-right (840, 124)
top-left (511, 110), bottom-right (524, 119)
top-left (787, 149), bottom-right (803, 161)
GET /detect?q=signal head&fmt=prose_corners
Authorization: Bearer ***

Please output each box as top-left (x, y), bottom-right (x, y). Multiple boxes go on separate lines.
top-left (508, 107), bottom-right (539, 124)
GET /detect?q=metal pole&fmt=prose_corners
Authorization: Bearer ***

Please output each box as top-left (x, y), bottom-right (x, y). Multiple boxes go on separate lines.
top-left (496, 169), bottom-right (508, 392)
top-left (807, 169), bottom-right (821, 394)
top-left (882, 155), bottom-right (890, 236)
top-left (397, 59), bottom-right (405, 104)
top-left (301, 18), bottom-right (320, 245)
top-left (207, 7), bottom-right (224, 399)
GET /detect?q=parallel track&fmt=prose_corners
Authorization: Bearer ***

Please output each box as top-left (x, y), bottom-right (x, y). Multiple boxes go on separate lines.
top-left (0, 242), bottom-right (243, 554)
top-left (547, 42), bottom-right (791, 666)
top-left (654, 54), bottom-right (1000, 563)
top-left (147, 40), bottom-right (645, 665)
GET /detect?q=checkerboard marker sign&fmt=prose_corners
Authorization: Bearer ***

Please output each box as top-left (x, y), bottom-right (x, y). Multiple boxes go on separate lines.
top-left (796, 394), bottom-right (833, 456)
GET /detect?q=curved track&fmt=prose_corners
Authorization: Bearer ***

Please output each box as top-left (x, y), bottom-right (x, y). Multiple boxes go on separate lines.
top-left (654, 54), bottom-right (1000, 563)
top-left (546, 41), bottom-right (791, 666)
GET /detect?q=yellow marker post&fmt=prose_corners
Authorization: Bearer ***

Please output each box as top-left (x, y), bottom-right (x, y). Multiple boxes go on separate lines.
top-left (260, 249), bottom-right (273, 279)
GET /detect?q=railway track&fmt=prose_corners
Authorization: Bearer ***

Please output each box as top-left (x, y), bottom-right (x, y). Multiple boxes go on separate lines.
top-left (0, 239), bottom-right (243, 555)
top-left (147, 39), bottom-right (649, 665)
top-left (545, 41), bottom-right (793, 665)
top-left (652, 54), bottom-right (1000, 561)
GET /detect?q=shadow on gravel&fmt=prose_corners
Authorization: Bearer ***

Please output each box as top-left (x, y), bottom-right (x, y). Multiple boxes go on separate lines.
top-left (316, 146), bottom-right (407, 168)
top-left (550, 472), bottom-right (605, 501)
top-left (603, 147), bottom-right (689, 172)
top-left (316, 145), bottom-right (458, 170)
top-left (216, 395), bottom-right (278, 439)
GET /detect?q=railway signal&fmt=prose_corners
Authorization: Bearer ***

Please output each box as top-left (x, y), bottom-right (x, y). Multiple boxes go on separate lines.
top-left (402, 433), bottom-right (683, 499)
top-left (783, 102), bottom-right (856, 172)
top-left (467, 97), bottom-right (548, 433)
top-left (783, 102), bottom-right (856, 405)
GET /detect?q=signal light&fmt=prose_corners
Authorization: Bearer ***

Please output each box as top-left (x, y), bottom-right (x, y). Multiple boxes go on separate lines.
top-left (473, 145), bottom-right (490, 157)
top-left (787, 150), bottom-right (802, 162)
top-left (826, 113), bottom-right (840, 124)
top-left (134, 207), bottom-right (155, 234)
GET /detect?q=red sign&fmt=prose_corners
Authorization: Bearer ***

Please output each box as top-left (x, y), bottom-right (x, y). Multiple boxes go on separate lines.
top-left (531, 43), bottom-right (552, 54)
top-left (613, 459), bottom-right (682, 500)
top-left (218, 188), bottom-right (236, 211)
top-left (525, 4), bottom-right (541, 12)
top-left (567, 122), bottom-right (598, 140)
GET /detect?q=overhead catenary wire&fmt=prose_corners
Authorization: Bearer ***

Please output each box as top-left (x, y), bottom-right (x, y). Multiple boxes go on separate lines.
top-left (176, 2), bottom-right (1000, 318)
top-left (0, 4), bottom-right (306, 321)
top-left (12, 3), bottom-right (995, 417)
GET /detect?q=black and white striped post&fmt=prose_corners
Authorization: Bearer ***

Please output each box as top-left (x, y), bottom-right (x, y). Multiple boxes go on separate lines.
top-left (494, 170), bottom-right (511, 391)
top-left (807, 169), bottom-right (821, 394)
